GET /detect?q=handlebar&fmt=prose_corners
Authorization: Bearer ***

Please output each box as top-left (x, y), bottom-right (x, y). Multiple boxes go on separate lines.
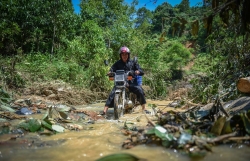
top-left (107, 71), bottom-right (134, 81)
top-left (107, 71), bottom-right (134, 76)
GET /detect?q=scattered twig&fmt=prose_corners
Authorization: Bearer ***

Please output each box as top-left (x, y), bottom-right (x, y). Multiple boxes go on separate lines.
top-left (144, 113), bottom-right (156, 127)
top-left (163, 124), bottom-right (181, 132)
top-left (186, 101), bottom-right (202, 106)
top-left (0, 112), bottom-right (12, 120)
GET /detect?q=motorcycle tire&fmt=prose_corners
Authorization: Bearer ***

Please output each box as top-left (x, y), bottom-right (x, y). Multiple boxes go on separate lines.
top-left (114, 92), bottom-right (123, 119)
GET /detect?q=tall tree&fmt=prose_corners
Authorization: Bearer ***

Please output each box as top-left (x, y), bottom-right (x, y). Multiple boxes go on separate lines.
top-left (177, 0), bottom-right (190, 12)
top-left (151, 2), bottom-right (175, 33)
top-left (0, 0), bottom-right (76, 55)
top-left (79, 0), bottom-right (137, 58)
top-left (135, 7), bottom-right (153, 34)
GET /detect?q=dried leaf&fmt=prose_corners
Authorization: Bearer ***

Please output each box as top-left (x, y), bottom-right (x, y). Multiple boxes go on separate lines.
top-left (58, 111), bottom-right (68, 119)
top-left (241, 112), bottom-right (250, 134)
top-left (211, 116), bottom-right (226, 135)
top-left (159, 31), bottom-right (166, 43)
top-left (221, 120), bottom-right (232, 134)
top-left (191, 20), bottom-right (199, 36)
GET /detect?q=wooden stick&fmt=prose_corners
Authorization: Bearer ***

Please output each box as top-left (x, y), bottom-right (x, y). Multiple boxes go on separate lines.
top-left (144, 113), bottom-right (156, 127)
top-left (208, 132), bottom-right (237, 143)
top-left (228, 136), bottom-right (250, 141)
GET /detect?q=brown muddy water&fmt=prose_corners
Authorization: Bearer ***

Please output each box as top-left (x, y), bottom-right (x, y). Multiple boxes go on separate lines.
top-left (0, 100), bottom-right (249, 161)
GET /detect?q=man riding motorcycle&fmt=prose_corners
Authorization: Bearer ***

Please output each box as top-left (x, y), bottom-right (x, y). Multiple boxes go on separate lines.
top-left (101, 46), bottom-right (146, 117)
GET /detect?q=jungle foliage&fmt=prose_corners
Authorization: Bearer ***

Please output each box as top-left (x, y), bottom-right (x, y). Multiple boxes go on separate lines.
top-left (0, 0), bottom-right (250, 102)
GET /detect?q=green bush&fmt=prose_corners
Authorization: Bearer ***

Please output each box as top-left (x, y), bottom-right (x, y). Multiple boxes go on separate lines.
top-left (159, 41), bottom-right (192, 70)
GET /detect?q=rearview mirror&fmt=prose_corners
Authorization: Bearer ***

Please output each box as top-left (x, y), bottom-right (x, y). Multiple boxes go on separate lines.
top-left (104, 60), bottom-right (109, 66)
top-left (133, 56), bottom-right (138, 63)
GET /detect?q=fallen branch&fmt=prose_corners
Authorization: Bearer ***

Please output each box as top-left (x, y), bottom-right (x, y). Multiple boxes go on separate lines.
top-left (208, 132), bottom-right (237, 143)
top-left (144, 113), bottom-right (156, 127)
top-left (228, 136), bottom-right (250, 141)
top-left (186, 101), bottom-right (202, 106)
top-left (163, 124), bottom-right (181, 132)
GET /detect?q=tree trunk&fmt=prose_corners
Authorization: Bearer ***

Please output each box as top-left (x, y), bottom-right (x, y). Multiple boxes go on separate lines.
top-left (237, 77), bottom-right (250, 93)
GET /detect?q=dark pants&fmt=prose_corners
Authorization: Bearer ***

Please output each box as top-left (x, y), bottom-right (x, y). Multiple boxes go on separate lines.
top-left (105, 85), bottom-right (146, 107)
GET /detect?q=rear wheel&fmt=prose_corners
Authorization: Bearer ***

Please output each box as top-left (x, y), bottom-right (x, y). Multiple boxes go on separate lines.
top-left (114, 92), bottom-right (123, 119)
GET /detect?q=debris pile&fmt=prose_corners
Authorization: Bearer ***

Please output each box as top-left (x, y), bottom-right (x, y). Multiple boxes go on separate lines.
top-left (121, 96), bottom-right (250, 158)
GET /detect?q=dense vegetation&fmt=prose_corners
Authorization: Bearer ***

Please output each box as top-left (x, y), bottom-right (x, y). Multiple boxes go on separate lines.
top-left (0, 0), bottom-right (250, 103)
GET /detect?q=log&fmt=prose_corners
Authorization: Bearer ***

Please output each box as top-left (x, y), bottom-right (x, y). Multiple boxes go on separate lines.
top-left (237, 77), bottom-right (250, 93)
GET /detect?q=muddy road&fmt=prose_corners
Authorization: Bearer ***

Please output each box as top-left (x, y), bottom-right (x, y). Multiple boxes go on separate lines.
top-left (0, 100), bottom-right (249, 161)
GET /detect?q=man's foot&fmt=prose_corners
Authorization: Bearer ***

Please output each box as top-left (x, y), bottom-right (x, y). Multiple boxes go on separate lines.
top-left (99, 111), bottom-right (107, 118)
top-left (144, 109), bottom-right (151, 114)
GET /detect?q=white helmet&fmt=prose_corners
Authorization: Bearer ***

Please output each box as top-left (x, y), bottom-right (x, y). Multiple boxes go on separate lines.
top-left (119, 46), bottom-right (130, 54)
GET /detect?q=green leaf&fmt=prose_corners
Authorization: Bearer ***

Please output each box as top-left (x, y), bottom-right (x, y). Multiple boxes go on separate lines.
top-left (0, 105), bottom-right (15, 112)
top-left (57, 105), bottom-right (71, 112)
top-left (162, 140), bottom-right (171, 147)
top-left (42, 110), bottom-right (49, 120)
top-left (154, 125), bottom-right (174, 147)
top-left (41, 120), bottom-right (53, 131)
top-left (0, 118), bottom-right (7, 122)
top-left (0, 126), bottom-right (10, 134)
top-left (96, 153), bottom-right (142, 161)
top-left (0, 88), bottom-right (11, 99)
top-left (28, 119), bottom-right (41, 132)
top-left (52, 124), bottom-right (65, 133)
top-left (154, 125), bottom-right (168, 140)
top-left (1, 97), bottom-right (12, 104)
top-left (18, 119), bottom-right (41, 132)
top-left (144, 128), bottom-right (155, 135)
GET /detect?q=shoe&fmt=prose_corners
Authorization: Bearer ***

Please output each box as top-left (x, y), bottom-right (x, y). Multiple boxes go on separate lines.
top-left (145, 110), bottom-right (151, 114)
top-left (100, 111), bottom-right (107, 118)
top-left (142, 110), bottom-right (151, 114)
top-left (100, 111), bottom-right (106, 115)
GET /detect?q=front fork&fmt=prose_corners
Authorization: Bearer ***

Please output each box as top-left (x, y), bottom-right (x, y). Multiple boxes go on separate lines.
top-left (121, 89), bottom-right (125, 116)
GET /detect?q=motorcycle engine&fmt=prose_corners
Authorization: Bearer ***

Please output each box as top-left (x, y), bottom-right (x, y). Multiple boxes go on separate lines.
top-left (125, 99), bottom-right (133, 109)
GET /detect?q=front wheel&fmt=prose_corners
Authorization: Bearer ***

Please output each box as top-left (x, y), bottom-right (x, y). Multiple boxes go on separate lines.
top-left (114, 92), bottom-right (124, 120)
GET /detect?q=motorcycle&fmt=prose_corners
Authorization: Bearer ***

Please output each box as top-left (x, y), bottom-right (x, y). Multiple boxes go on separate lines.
top-left (104, 59), bottom-right (138, 120)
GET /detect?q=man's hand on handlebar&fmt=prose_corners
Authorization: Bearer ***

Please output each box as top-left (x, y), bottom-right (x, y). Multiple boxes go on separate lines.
top-left (107, 72), bottom-right (113, 76)
top-left (135, 70), bottom-right (140, 75)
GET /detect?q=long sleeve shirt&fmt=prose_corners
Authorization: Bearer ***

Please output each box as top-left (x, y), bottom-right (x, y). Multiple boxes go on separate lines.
top-left (109, 59), bottom-right (144, 85)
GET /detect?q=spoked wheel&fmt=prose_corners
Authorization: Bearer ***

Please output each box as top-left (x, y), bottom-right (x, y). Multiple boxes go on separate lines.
top-left (114, 92), bottom-right (124, 120)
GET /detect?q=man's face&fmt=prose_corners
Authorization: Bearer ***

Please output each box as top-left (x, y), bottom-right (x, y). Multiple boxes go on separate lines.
top-left (121, 52), bottom-right (128, 62)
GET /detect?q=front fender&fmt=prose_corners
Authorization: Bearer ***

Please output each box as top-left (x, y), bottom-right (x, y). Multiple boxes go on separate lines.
top-left (115, 89), bottom-right (122, 93)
